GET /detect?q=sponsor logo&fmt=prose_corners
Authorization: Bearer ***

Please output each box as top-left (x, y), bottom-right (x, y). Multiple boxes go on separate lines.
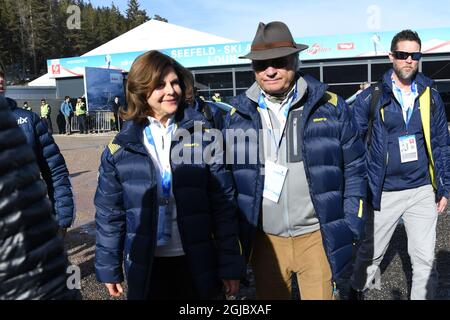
top-left (110, 73), bottom-right (123, 84)
top-left (51, 64), bottom-right (61, 75)
top-left (17, 117), bottom-right (28, 125)
top-left (306, 43), bottom-right (332, 55)
top-left (337, 42), bottom-right (355, 50)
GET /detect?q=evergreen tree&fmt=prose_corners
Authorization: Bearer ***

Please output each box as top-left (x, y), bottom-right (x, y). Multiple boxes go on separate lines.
top-left (0, 0), bottom-right (26, 79)
top-left (64, 0), bottom-right (88, 56)
top-left (111, 3), bottom-right (128, 38)
top-left (0, 0), bottom-right (165, 82)
top-left (126, 0), bottom-right (150, 29)
top-left (153, 15), bottom-right (168, 23)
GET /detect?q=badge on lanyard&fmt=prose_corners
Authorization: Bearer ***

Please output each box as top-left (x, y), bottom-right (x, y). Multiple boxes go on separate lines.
top-left (263, 160), bottom-right (288, 203)
top-left (258, 85), bottom-right (298, 158)
top-left (398, 135), bottom-right (418, 163)
top-left (145, 125), bottom-right (173, 245)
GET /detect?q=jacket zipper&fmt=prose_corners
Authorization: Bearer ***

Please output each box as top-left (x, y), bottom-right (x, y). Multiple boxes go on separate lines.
top-left (293, 117), bottom-right (298, 156)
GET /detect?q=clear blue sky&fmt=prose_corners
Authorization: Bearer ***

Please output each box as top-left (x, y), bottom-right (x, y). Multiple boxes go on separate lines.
top-left (91, 0), bottom-right (450, 41)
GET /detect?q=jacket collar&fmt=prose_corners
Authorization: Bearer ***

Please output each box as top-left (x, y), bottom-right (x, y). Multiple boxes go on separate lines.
top-left (113, 104), bottom-right (207, 153)
top-left (236, 72), bottom-right (328, 119)
top-left (6, 97), bottom-right (17, 110)
top-left (381, 69), bottom-right (433, 99)
top-left (175, 104), bottom-right (208, 130)
top-left (113, 119), bottom-right (146, 153)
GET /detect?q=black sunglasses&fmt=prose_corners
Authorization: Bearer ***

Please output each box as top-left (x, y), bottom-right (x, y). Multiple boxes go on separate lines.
top-left (252, 57), bottom-right (291, 70)
top-left (393, 51), bottom-right (422, 61)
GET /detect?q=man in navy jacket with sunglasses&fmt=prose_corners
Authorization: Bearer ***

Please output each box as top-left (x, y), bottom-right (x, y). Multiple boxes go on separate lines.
top-left (351, 30), bottom-right (450, 300)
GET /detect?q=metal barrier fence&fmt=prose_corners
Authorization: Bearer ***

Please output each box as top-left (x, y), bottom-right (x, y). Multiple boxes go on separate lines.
top-left (71, 111), bottom-right (115, 133)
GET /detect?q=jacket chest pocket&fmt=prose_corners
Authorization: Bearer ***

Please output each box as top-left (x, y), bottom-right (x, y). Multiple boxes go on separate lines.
top-left (286, 109), bottom-right (303, 163)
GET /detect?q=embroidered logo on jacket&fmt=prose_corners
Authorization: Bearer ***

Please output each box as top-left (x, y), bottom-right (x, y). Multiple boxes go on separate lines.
top-left (17, 117), bottom-right (28, 125)
top-left (108, 141), bottom-right (121, 155)
top-left (184, 143), bottom-right (200, 147)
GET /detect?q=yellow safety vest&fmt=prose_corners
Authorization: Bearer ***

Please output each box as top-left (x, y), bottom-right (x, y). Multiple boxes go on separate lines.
top-left (40, 103), bottom-right (50, 118)
top-left (76, 102), bottom-right (87, 116)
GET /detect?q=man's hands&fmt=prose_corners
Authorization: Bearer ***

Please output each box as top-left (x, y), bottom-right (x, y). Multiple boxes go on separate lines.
top-left (105, 283), bottom-right (124, 297)
top-left (222, 279), bottom-right (240, 299)
top-left (437, 197), bottom-right (448, 214)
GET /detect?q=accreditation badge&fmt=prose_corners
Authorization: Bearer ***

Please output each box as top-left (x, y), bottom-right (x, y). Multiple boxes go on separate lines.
top-left (263, 160), bottom-right (288, 203)
top-left (398, 135), bottom-right (418, 163)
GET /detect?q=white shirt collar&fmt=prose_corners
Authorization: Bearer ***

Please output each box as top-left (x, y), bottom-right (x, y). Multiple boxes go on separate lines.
top-left (147, 115), bottom-right (175, 129)
top-left (261, 84), bottom-right (296, 107)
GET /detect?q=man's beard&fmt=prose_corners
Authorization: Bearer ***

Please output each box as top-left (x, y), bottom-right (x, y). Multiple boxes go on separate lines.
top-left (394, 64), bottom-right (418, 81)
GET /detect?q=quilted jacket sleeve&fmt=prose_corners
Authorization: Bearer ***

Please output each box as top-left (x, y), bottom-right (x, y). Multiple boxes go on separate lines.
top-left (431, 89), bottom-right (450, 199)
top-left (206, 129), bottom-right (246, 280)
top-left (339, 98), bottom-right (368, 240)
top-left (34, 116), bottom-right (75, 228)
top-left (94, 147), bottom-right (126, 284)
top-left (352, 88), bottom-right (372, 141)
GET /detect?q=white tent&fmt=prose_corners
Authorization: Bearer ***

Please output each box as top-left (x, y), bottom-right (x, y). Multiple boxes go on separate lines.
top-left (29, 20), bottom-right (235, 87)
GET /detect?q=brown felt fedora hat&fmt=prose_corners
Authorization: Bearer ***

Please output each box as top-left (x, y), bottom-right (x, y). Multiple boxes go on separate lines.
top-left (240, 21), bottom-right (308, 60)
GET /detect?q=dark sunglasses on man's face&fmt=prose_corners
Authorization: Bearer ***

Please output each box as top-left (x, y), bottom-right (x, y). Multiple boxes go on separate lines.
top-left (393, 51), bottom-right (422, 61)
top-left (253, 57), bottom-right (291, 71)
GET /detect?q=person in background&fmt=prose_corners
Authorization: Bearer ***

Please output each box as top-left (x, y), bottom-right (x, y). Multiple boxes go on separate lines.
top-left (23, 101), bottom-right (32, 111)
top-left (212, 92), bottom-right (222, 102)
top-left (60, 96), bottom-right (73, 135)
top-left (40, 98), bottom-right (53, 134)
top-left (0, 68), bottom-right (75, 234)
top-left (111, 96), bottom-right (123, 131)
top-left (192, 86), bottom-right (224, 129)
top-left (75, 97), bottom-right (87, 134)
top-left (346, 82), bottom-right (371, 105)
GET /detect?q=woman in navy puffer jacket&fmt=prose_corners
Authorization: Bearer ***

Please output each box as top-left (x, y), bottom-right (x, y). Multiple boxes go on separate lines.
top-left (94, 50), bottom-right (245, 300)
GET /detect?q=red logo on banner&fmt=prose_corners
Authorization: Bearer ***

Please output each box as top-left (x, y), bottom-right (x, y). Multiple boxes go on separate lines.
top-left (337, 43), bottom-right (355, 50)
top-left (52, 64), bottom-right (61, 75)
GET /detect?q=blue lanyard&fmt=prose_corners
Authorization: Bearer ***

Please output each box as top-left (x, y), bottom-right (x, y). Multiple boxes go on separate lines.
top-left (405, 106), bottom-right (413, 130)
top-left (258, 85), bottom-right (298, 152)
top-left (392, 80), bottom-right (417, 131)
top-left (144, 125), bottom-right (172, 198)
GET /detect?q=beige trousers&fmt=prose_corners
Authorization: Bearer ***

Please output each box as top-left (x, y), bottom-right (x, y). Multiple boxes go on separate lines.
top-left (251, 229), bottom-right (333, 300)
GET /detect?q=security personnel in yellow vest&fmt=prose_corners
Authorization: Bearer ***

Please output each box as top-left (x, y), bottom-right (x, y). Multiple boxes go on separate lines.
top-left (212, 92), bottom-right (222, 102)
top-left (75, 97), bottom-right (88, 134)
top-left (40, 98), bottom-right (53, 134)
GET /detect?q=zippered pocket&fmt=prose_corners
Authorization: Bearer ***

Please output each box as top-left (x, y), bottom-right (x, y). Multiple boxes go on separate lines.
top-left (287, 109), bottom-right (303, 162)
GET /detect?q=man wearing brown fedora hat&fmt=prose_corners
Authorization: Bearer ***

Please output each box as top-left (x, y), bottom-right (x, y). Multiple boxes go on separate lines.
top-left (223, 21), bottom-right (367, 300)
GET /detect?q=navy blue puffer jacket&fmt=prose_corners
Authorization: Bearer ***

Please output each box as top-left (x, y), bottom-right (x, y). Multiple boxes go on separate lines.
top-left (224, 74), bottom-right (367, 283)
top-left (8, 98), bottom-right (75, 228)
top-left (352, 70), bottom-right (450, 209)
top-left (94, 106), bottom-right (245, 300)
top-left (0, 96), bottom-right (78, 300)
